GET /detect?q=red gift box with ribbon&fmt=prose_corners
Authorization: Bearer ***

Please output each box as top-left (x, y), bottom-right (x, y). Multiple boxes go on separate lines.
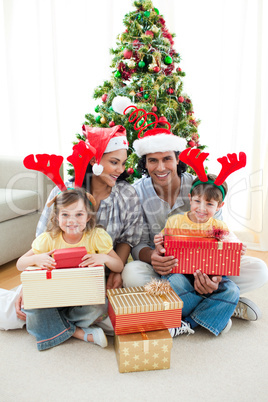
top-left (54, 247), bottom-right (87, 268)
top-left (107, 286), bottom-right (183, 335)
top-left (164, 228), bottom-right (242, 276)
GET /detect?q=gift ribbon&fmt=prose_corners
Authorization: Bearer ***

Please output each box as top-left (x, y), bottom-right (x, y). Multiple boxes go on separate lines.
top-left (164, 234), bottom-right (224, 250)
top-left (141, 332), bottom-right (149, 353)
top-left (112, 291), bottom-right (170, 310)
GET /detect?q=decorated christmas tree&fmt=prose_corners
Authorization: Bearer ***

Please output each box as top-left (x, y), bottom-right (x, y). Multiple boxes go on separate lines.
top-left (70, 0), bottom-right (205, 179)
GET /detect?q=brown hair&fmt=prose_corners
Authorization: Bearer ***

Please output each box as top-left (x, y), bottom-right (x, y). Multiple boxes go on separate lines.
top-left (47, 188), bottom-right (96, 238)
top-left (191, 173), bottom-right (228, 204)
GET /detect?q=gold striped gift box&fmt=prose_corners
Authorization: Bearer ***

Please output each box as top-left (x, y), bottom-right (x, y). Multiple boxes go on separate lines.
top-left (107, 287), bottom-right (183, 335)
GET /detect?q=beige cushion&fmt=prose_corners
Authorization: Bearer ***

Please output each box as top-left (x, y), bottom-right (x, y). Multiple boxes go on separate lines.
top-left (0, 189), bottom-right (39, 222)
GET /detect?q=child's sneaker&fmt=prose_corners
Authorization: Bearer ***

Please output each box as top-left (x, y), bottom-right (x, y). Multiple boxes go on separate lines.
top-left (169, 320), bottom-right (195, 337)
top-left (232, 297), bottom-right (262, 321)
top-left (221, 319), bottom-right (232, 335)
top-left (83, 326), bottom-right (108, 348)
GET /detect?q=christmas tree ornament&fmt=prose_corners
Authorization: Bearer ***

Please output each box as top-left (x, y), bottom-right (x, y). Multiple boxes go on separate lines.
top-left (101, 94), bottom-right (108, 103)
top-left (94, 105), bottom-right (100, 113)
top-left (148, 64), bottom-right (155, 71)
top-left (152, 106), bottom-right (157, 112)
top-left (153, 66), bottom-right (160, 73)
top-left (164, 56), bottom-right (173, 65)
top-left (100, 116), bottom-right (107, 124)
top-left (127, 167), bottom-right (134, 175)
top-left (123, 49), bottom-right (133, 59)
top-left (136, 92), bottom-right (142, 97)
top-left (138, 60), bottom-right (146, 68)
top-left (188, 140), bottom-right (196, 148)
top-left (83, 125), bottom-right (128, 176)
top-left (109, 106), bottom-right (113, 112)
top-left (154, 8), bottom-right (159, 15)
top-left (129, 90), bottom-right (136, 96)
top-left (133, 169), bottom-right (142, 178)
top-left (167, 88), bottom-right (174, 95)
top-left (95, 115), bottom-right (101, 123)
top-left (144, 11), bottom-right (150, 18)
top-left (158, 116), bottom-right (169, 125)
top-left (109, 121), bottom-right (115, 127)
top-left (127, 59), bottom-right (136, 69)
top-left (133, 39), bottom-right (140, 46)
top-left (176, 67), bottom-right (182, 73)
top-left (178, 96), bottom-right (184, 103)
top-left (151, 25), bottom-right (159, 33)
top-left (144, 94), bottom-right (149, 99)
top-left (145, 30), bottom-right (154, 38)
top-left (112, 96), bottom-right (133, 114)
top-left (114, 70), bottom-right (121, 78)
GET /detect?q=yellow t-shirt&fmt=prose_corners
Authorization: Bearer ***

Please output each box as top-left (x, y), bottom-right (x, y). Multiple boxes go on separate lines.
top-left (162, 212), bottom-right (229, 233)
top-left (32, 228), bottom-right (113, 255)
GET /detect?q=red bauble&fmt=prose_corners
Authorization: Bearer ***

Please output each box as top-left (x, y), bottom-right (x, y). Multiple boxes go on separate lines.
top-left (145, 30), bottom-right (154, 38)
top-left (109, 121), bottom-right (115, 127)
top-left (158, 116), bottom-right (168, 125)
top-left (133, 39), bottom-right (140, 46)
top-left (188, 140), bottom-right (196, 148)
top-left (153, 66), bottom-right (160, 73)
top-left (152, 106), bottom-right (157, 112)
top-left (123, 49), bottom-right (133, 59)
top-left (101, 94), bottom-right (108, 103)
top-left (140, 87), bottom-right (143, 91)
top-left (167, 88), bottom-right (174, 94)
top-left (127, 167), bottom-right (134, 175)
top-left (176, 67), bottom-right (182, 72)
top-left (178, 96), bottom-right (184, 103)
top-left (136, 93), bottom-right (142, 98)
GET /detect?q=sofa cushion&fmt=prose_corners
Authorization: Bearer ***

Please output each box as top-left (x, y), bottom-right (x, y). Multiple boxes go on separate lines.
top-left (0, 189), bottom-right (39, 223)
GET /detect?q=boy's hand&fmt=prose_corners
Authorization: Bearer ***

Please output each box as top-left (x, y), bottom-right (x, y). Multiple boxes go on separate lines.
top-left (153, 233), bottom-right (165, 254)
top-left (193, 270), bottom-right (222, 294)
top-left (35, 251), bottom-right (56, 269)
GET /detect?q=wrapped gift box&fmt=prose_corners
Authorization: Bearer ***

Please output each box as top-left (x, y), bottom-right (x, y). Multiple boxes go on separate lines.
top-left (107, 286), bottom-right (183, 335)
top-left (164, 228), bottom-right (242, 276)
top-left (115, 329), bottom-right (172, 373)
top-left (53, 247), bottom-right (87, 269)
top-left (21, 266), bottom-right (105, 309)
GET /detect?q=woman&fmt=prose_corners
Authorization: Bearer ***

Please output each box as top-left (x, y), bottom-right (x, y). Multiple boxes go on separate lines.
top-left (15, 125), bottom-right (143, 336)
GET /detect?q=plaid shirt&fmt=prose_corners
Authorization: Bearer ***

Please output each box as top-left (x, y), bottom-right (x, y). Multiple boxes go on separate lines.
top-left (36, 180), bottom-right (143, 248)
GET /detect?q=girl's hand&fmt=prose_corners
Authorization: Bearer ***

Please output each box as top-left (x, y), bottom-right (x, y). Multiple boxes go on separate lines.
top-left (15, 289), bottom-right (26, 321)
top-left (80, 253), bottom-right (107, 267)
top-left (34, 251), bottom-right (56, 269)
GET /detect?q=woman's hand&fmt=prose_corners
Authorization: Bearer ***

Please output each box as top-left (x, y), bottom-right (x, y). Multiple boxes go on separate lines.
top-left (15, 289), bottom-right (26, 321)
top-left (193, 270), bottom-right (222, 294)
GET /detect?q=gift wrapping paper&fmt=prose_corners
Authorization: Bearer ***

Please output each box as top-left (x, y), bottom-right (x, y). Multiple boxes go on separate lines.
top-left (107, 287), bottom-right (183, 335)
top-left (115, 329), bottom-right (172, 373)
top-left (21, 266), bottom-right (105, 309)
top-left (164, 229), bottom-right (242, 276)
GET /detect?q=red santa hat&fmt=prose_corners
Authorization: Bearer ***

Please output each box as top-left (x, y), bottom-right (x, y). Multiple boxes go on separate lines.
top-left (124, 106), bottom-right (186, 157)
top-left (82, 125), bottom-right (128, 175)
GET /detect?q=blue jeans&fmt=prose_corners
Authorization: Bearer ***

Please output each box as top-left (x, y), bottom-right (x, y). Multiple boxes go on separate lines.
top-left (23, 301), bottom-right (107, 351)
top-left (164, 274), bottom-right (240, 336)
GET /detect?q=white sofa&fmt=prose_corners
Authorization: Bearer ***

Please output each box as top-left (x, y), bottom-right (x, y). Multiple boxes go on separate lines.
top-left (0, 156), bottom-right (53, 266)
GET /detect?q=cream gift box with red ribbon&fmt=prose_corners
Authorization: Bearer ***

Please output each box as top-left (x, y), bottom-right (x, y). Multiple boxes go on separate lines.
top-left (21, 266), bottom-right (105, 309)
top-left (115, 329), bottom-right (173, 373)
top-left (107, 286), bottom-right (183, 335)
top-left (164, 228), bottom-right (242, 276)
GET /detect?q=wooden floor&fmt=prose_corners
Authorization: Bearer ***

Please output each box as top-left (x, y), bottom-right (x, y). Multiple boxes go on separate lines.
top-left (0, 250), bottom-right (268, 291)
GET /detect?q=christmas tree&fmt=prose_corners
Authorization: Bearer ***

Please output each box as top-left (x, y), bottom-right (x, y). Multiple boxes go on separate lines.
top-left (70, 0), bottom-right (205, 179)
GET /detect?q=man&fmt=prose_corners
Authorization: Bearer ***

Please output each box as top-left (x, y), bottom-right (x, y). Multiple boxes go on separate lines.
top-left (122, 127), bottom-right (268, 336)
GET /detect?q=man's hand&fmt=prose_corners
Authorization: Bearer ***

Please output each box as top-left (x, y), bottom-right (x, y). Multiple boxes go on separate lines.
top-left (151, 248), bottom-right (178, 276)
top-left (15, 289), bottom-right (26, 321)
top-left (193, 270), bottom-right (222, 294)
top-left (106, 272), bottom-right (122, 290)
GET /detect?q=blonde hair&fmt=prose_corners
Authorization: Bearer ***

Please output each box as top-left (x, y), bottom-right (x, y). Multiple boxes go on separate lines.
top-left (47, 188), bottom-right (96, 238)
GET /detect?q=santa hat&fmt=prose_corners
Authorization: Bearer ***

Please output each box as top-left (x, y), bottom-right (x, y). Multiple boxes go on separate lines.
top-left (124, 106), bottom-right (186, 157)
top-left (133, 128), bottom-right (186, 157)
top-left (82, 125), bottom-right (128, 175)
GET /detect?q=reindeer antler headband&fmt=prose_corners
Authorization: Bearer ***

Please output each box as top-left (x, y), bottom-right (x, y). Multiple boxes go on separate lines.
top-left (124, 106), bottom-right (186, 156)
top-left (23, 141), bottom-right (97, 207)
top-left (179, 148), bottom-right (247, 201)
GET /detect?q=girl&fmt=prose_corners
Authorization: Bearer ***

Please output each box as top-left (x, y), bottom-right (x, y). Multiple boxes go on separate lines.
top-left (17, 187), bottom-right (123, 350)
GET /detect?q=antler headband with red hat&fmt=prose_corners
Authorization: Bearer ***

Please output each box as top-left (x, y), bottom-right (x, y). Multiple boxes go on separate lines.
top-left (179, 148), bottom-right (247, 201)
top-left (23, 141), bottom-right (97, 207)
top-left (82, 125), bottom-right (128, 176)
top-left (124, 106), bottom-right (186, 156)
